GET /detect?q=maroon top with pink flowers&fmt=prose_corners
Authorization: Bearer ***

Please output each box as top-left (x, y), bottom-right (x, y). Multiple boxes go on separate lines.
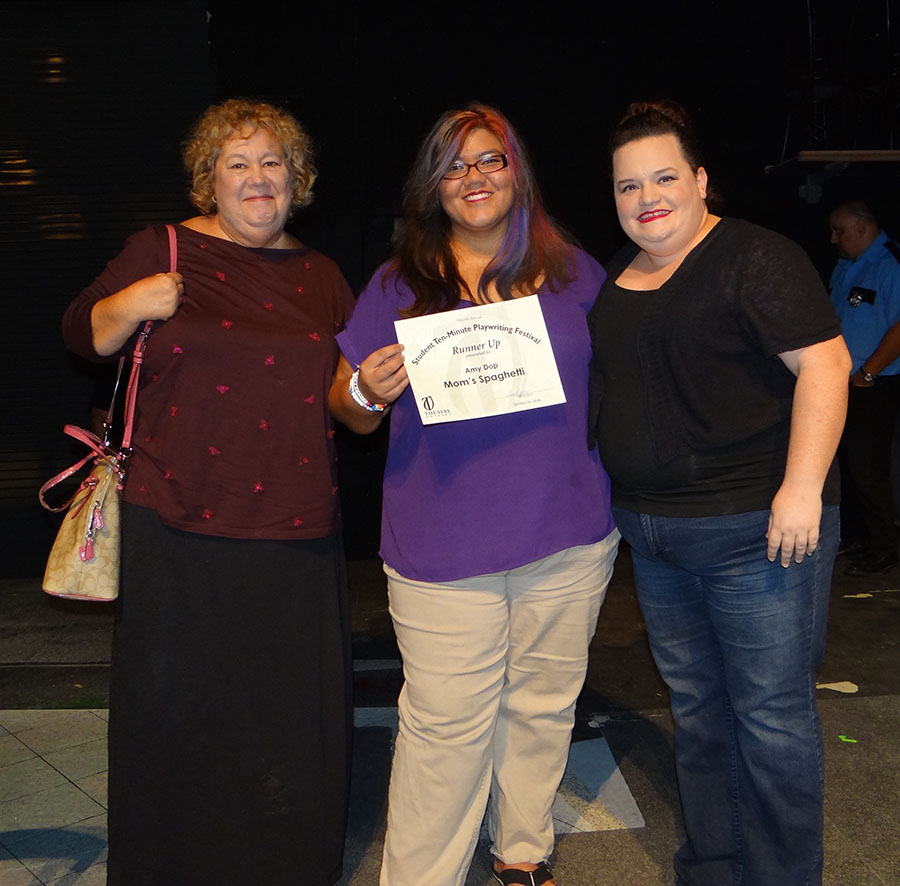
top-left (63, 224), bottom-right (355, 540)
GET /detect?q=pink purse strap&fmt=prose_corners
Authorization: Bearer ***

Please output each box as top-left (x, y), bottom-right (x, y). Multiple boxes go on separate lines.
top-left (120, 223), bottom-right (177, 451)
top-left (38, 426), bottom-right (111, 510)
top-left (41, 224), bottom-right (178, 510)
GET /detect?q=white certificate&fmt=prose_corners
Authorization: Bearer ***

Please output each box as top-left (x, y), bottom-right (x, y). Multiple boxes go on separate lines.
top-left (394, 295), bottom-right (565, 425)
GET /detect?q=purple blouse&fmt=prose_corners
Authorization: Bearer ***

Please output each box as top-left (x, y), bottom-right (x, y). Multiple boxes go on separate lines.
top-left (63, 224), bottom-right (355, 540)
top-left (337, 249), bottom-right (616, 582)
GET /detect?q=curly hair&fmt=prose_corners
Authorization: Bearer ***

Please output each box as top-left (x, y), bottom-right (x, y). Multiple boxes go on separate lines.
top-left (392, 103), bottom-right (575, 317)
top-left (183, 98), bottom-right (316, 215)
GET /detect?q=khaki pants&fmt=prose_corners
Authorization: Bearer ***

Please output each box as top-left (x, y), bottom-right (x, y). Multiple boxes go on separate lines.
top-left (380, 531), bottom-right (620, 886)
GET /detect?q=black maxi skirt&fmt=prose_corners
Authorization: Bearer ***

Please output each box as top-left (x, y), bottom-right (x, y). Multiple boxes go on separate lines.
top-left (106, 503), bottom-right (352, 886)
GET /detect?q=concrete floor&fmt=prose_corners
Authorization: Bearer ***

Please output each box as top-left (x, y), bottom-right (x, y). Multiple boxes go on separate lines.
top-left (1, 547), bottom-right (898, 885)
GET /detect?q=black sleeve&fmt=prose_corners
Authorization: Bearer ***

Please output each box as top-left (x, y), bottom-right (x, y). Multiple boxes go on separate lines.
top-left (735, 227), bottom-right (842, 357)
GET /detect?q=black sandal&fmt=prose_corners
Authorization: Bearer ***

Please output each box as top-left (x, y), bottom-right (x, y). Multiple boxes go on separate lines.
top-left (491, 859), bottom-right (554, 885)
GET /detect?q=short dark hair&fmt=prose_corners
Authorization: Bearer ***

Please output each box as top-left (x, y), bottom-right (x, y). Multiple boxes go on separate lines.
top-left (607, 98), bottom-right (726, 209)
top-left (831, 200), bottom-right (878, 227)
top-left (608, 99), bottom-right (704, 172)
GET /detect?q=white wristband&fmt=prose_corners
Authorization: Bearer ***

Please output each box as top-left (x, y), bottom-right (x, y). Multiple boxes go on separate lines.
top-left (349, 370), bottom-right (387, 412)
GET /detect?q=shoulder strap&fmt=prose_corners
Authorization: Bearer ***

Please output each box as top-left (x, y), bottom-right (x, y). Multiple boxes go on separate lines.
top-left (120, 223), bottom-right (177, 451)
top-left (42, 225), bottom-right (178, 509)
top-left (38, 426), bottom-right (111, 511)
top-left (166, 221), bottom-right (178, 272)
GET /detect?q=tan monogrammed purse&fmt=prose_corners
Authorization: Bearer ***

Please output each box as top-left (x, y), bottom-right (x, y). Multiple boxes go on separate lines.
top-left (41, 432), bottom-right (125, 600)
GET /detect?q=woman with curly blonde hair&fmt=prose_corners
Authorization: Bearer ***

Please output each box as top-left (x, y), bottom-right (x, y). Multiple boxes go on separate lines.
top-left (63, 98), bottom-right (354, 885)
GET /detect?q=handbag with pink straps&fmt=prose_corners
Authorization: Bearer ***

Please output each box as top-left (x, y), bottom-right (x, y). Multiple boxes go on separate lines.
top-left (39, 224), bottom-right (177, 600)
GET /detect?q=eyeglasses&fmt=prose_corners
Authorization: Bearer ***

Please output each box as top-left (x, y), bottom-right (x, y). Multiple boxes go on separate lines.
top-left (442, 153), bottom-right (509, 180)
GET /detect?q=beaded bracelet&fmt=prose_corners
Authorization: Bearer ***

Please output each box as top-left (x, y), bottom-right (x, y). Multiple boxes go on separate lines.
top-left (349, 369), bottom-right (388, 412)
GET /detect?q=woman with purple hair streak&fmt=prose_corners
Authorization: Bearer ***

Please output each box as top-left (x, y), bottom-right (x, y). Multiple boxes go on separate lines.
top-left (329, 104), bottom-right (619, 885)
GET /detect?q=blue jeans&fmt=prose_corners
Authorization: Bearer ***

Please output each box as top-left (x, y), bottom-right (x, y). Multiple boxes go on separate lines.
top-left (613, 506), bottom-right (838, 886)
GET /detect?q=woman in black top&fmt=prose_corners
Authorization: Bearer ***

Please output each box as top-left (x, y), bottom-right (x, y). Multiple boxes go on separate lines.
top-left (588, 100), bottom-right (850, 886)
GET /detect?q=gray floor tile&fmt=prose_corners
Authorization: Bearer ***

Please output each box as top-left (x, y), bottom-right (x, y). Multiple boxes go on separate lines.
top-left (46, 861), bottom-right (107, 886)
top-left (0, 711), bottom-right (80, 734)
top-left (2, 814), bottom-right (107, 860)
top-left (14, 822), bottom-right (108, 885)
top-left (44, 739), bottom-right (107, 783)
top-left (0, 757), bottom-right (67, 804)
top-left (0, 858), bottom-right (41, 886)
top-left (0, 783), bottom-right (105, 838)
top-left (74, 773), bottom-right (107, 808)
top-left (11, 714), bottom-right (106, 756)
top-left (0, 735), bottom-right (36, 768)
top-left (19, 851), bottom-right (109, 886)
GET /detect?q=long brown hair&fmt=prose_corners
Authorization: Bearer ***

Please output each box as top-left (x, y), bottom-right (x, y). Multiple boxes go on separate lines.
top-left (391, 104), bottom-right (575, 317)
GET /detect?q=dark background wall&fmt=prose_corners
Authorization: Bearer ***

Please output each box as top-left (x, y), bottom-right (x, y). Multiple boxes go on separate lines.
top-left (3, 0), bottom-right (899, 575)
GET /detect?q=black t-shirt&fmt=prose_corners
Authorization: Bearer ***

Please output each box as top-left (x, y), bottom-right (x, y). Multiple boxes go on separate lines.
top-left (588, 218), bottom-right (842, 516)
